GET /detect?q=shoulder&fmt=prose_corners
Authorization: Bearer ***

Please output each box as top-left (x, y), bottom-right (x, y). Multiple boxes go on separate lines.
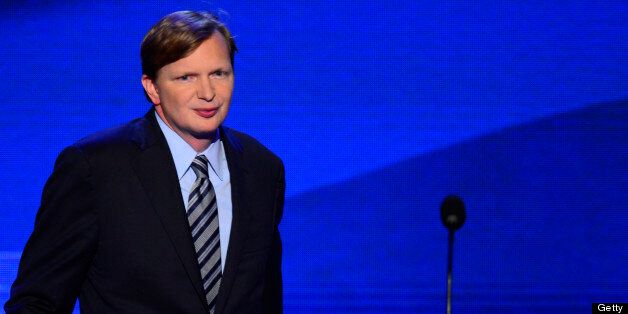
top-left (222, 126), bottom-right (283, 168)
top-left (72, 117), bottom-right (151, 155)
top-left (57, 115), bottom-right (155, 171)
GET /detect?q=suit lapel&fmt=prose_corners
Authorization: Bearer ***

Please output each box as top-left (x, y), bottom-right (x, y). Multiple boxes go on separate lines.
top-left (215, 127), bottom-right (252, 313)
top-left (130, 111), bottom-right (210, 312)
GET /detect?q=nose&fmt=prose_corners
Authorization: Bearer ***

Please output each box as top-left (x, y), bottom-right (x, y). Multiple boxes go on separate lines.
top-left (196, 76), bottom-right (215, 102)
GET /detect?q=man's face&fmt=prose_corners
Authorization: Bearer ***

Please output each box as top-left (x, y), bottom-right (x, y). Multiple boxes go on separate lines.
top-left (142, 32), bottom-right (234, 150)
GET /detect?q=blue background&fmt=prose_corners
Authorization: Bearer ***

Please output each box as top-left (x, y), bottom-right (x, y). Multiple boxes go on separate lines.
top-left (1, 1), bottom-right (627, 313)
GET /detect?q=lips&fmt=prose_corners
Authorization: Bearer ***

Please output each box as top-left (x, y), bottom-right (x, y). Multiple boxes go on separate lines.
top-left (194, 108), bottom-right (219, 118)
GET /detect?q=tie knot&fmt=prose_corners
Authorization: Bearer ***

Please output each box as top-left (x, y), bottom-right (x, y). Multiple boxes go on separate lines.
top-left (191, 155), bottom-right (209, 179)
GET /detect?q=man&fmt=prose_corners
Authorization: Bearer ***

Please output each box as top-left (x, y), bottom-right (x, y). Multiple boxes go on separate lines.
top-left (5, 11), bottom-right (284, 314)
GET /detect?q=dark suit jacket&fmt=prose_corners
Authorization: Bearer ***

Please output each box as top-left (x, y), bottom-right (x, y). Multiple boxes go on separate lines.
top-left (5, 110), bottom-right (285, 314)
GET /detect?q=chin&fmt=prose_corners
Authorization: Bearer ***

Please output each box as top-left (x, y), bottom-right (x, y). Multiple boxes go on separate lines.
top-left (190, 127), bottom-right (220, 139)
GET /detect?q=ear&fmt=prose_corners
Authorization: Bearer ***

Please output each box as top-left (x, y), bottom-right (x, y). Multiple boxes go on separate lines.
top-left (141, 75), bottom-right (161, 105)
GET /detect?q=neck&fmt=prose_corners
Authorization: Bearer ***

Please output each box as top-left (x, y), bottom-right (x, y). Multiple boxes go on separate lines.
top-left (183, 134), bottom-right (215, 153)
top-left (154, 109), bottom-right (217, 153)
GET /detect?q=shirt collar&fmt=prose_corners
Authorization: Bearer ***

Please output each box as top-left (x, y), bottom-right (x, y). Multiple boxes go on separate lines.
top-left (155, 111), bottom-right (225, 181)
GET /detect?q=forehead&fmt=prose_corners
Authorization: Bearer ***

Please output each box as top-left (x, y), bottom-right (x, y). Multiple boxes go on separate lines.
top-left (161, 33), bottom-right (232, 72)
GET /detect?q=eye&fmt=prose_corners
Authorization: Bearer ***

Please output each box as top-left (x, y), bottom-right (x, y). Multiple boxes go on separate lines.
top-left (211, 70), bottom-right (231, 78)
top-left (177, 75), bottom-right (190, 81)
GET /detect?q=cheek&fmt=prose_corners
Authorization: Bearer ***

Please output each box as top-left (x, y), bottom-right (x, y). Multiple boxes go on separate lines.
top-left (217, 80), bottom-right (234, 96)
top-left (162, 89), bottom-right (194, 108)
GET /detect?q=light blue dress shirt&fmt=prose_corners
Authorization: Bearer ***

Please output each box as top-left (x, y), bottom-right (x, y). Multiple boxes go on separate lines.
top-left (155, 112), bottom-right (232, 271)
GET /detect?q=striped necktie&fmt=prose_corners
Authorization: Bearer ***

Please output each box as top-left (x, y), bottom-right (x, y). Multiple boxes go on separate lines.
top-left (187, 154), bottom-right (222, 312)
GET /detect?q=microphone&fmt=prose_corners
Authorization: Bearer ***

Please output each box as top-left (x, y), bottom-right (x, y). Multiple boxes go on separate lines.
top-left (440, 195), bottom-right (466, 232)
top-left (440, 195), bottom-right (465, 314)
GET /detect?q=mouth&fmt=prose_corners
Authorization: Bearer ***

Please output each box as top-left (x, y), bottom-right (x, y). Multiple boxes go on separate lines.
top-left (193, 107), bottom-right (219, 118)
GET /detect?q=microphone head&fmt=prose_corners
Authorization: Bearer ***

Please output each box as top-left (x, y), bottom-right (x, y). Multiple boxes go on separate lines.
top-left (440, 195), bottom-right (466, 232)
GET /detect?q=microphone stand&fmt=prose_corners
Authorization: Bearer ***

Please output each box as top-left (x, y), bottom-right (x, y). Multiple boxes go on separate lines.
top-left (446, 230), bottom-right (454, 314)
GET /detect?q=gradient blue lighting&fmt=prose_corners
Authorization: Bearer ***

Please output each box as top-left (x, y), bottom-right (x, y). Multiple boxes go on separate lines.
top-left (1, 1), bottom-right (627, 313)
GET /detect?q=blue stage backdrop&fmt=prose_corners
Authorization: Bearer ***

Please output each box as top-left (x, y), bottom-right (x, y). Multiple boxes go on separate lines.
top-left (1, 1), bottom-right (627, 313)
